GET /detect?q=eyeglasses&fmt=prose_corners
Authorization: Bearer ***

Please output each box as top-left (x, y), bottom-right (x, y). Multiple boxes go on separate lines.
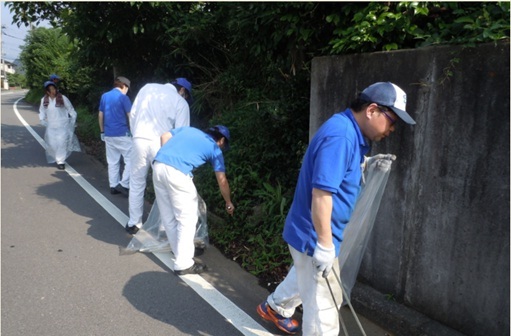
top-left (377, 106), bottom-right (397, 125)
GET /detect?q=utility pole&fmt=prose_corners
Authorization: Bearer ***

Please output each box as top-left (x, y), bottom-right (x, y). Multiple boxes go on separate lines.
top-left (1, 25), bottom-right (5, 90)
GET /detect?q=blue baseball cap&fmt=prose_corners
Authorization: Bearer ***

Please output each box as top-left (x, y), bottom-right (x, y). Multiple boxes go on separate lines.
top-left (210, 125), bottom-right (230, 150)
top-left (360, 82), bottom-right (416, 125)
top-left (174, 77), bottom-right (192, 102)
top-left (44, 81), bottom-right (57, 89)
top-left (49, 74), bottom-right (60, 81)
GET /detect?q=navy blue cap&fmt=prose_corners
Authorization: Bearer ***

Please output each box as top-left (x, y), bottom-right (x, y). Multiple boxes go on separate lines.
top-left (360, 82), bottom-right (416, 125)
top-left (44, 81), bottom-right (57, 89)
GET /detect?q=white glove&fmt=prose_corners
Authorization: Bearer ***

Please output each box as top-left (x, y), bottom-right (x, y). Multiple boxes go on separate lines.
top-left (40, 120), bottom-right (47, 127)
top-left (100, 133), bottom-right (105, 141)
top-left (312, 242), bottom-right (336, 278)
top-left (362, 154), bottom-right (396, 172)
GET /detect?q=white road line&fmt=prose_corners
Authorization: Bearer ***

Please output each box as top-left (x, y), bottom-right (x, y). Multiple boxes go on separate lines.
top-left (12, 97), bottom-right (273, 336)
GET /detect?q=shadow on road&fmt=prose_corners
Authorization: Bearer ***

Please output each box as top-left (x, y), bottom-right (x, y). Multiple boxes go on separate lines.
top-left (123, 271), bottom-right (242, 335)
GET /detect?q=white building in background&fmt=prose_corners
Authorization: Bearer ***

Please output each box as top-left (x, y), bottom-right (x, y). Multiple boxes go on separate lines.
top-left (1, 59), bottom-right (16, 89)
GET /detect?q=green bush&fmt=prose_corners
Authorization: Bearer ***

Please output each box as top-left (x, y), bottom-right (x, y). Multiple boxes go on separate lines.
top-left (194, 88), bottom-right (308, 282)
top-left (24, 89), bottom-right (45, 105)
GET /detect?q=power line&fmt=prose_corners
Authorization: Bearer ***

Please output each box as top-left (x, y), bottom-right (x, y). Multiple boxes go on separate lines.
top-left (2, 31), bottom-right (24, 40)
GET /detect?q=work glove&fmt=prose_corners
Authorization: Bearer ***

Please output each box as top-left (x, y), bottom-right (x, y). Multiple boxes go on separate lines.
top-left (100, 133), bottom-right (105, 141)
top-left (312, 242), bottom-right (336, 278)
top-left (40, 120), bottom-right (47, 127)
top-left (362, 154), bottom-right (396, 172)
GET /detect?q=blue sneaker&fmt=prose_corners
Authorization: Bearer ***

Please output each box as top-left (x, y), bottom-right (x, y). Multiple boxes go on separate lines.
top-left (256, 301), bottom-right (299, 334)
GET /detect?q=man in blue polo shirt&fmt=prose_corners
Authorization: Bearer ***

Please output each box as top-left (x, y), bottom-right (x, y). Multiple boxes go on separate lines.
top-left (153, 125), bottom-right (235, 275)
top-left (98, 76), bottom-right (132, 195)
top-left (257, 82), bottom-right (416, 335)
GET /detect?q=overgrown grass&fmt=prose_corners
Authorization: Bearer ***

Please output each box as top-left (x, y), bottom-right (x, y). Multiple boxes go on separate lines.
top-left (194, 97), bottom-right (308, 285)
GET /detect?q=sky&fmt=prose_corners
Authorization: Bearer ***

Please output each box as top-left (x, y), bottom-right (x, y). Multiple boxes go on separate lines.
top-left (1, 2), bottom-right (49, 62)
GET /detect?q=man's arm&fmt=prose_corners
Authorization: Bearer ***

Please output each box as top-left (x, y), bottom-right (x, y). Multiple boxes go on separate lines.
top-left (160, 131), bottom-right (173, 146)
top-left (98, 111), bottom-right (104, 133)
top-left (215, 171), bottom-right (235, 215)
top-left (311, 187), bottom-right (336, 277)
top-left (311, 187), bottom-right (333, 248)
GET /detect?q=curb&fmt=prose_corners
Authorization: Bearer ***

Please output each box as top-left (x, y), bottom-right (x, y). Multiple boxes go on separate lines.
top-left (351, 282), bottom-right (467, 336)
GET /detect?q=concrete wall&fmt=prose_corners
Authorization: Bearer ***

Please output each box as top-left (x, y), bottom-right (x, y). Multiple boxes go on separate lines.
top-left (310, 42), bottom-right (509, 336)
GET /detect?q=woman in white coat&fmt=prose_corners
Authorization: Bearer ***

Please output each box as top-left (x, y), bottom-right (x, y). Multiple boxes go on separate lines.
top-left (39, 81), bottom-right (81, 169)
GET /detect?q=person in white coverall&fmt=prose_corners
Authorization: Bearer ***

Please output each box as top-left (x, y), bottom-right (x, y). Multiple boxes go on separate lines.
top-left (98, 76), bottom-right (133, 196)
top-left (125, 78), bottom-right (192, 234)
top-left (39, 81), bottom-right (80, 170)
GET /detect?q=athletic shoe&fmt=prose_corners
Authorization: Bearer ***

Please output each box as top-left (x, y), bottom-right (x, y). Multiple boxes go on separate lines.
top-left (57, 164), bottom-right (65, 170)
top-left (174, 262), bottom-right (207, 275)
top-left (256, 301), bottom-right (299, 334)
top-left (115, 184), bottom-right (129, 197)
top-left (110, 187), bottom-right (121, 195)
top-left (125, 224), bottom-right (139, 235)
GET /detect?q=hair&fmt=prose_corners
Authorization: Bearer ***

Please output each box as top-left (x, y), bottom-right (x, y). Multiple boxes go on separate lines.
top-left (349, 96), bottom-right (372, 112)
top-left (172, 81), bottom-right (191, 101)
top-left (204, 126), bottom-right (226, 143)
top-left (113, 79), bottom-right (127, 89)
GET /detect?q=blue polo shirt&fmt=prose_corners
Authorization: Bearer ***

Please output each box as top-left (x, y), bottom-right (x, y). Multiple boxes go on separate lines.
top-left (99, 88), bottom-right (132, 136)
top-left (283, 108), bottom-right (370, 256)
top-left (154, 127), bottom-right (225, 176)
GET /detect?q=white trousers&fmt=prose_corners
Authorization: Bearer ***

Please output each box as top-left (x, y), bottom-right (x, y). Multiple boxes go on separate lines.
top-left (128, 138), bottom-right (160, 226)
top-left (105, 136), bottom-right (132, 188)
top-left (267, 245), bottom-right (342, 336)
top-left (153, 162), bottom-right (198, 271)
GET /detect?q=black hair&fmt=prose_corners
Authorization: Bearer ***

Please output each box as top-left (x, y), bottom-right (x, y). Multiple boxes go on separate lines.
top-left (113, 79), bottom-right (127, 89)
top-left (204, 126), bottom-right (224, 142)
top-left (172, 82), bottom-right (191, 102)
top-left (349, 95), bottom-right (372, 113)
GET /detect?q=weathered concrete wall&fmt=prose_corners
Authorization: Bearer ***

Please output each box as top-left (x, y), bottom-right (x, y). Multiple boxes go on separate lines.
top-left (310, 42), bottom-right (509, 336)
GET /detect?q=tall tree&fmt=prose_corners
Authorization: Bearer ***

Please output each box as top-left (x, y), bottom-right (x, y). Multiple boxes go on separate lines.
top-left (19, 27), bottom-right (72, 89)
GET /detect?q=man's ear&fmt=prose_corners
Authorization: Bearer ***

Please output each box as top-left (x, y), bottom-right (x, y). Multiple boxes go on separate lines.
top-left (365, 103), bottom-right (378, 120)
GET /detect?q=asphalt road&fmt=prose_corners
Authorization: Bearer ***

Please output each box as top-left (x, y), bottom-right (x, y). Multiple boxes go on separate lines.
top-left (1, 90), bottom-right (392, 336)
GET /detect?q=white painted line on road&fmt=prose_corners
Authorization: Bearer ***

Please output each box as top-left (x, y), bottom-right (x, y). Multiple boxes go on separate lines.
top-left (13, 97), bottom-right (274, 336)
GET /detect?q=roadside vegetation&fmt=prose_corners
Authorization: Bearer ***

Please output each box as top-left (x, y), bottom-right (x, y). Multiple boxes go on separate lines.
top-left (7, 2), bottom-right (509, 288)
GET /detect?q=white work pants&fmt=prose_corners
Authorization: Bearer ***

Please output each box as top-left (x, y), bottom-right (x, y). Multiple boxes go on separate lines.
top-left (105, 136), bottom-right (132, 188)
top-left (128, 138), bottom-right (160, 226)
top-left (153, 162), bottom-right (198, 271)
top-left (267, 245), bottom-right (342, 336)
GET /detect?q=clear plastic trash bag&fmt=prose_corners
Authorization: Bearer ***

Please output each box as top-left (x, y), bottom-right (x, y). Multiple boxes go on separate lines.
top-left (120, 194), bottom-right (209, 255)
top-left (338, 155), bottom-right (395, 305)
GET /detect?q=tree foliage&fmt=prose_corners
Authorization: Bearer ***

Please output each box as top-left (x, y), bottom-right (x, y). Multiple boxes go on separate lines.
top-left (6, 72), bottom-right (26, 87)
top-left (19, 27), bottom-right (72, 89)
